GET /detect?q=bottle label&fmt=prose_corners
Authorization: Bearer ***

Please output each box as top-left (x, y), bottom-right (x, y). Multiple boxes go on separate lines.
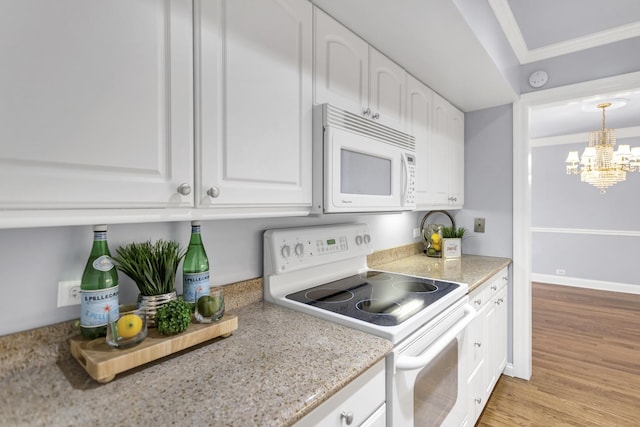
top-left (92, 255), bottom-right (114, 272)
top-left (80, 286), bottom-right (119, 328)
top-left (94, 231), bottom-right (107, 241)
top-left (183, 272), bottom-right (210, 303)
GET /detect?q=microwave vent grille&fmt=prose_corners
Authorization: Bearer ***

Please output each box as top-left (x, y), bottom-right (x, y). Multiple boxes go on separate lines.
top-left (323, 104), bottom-right (415, 151)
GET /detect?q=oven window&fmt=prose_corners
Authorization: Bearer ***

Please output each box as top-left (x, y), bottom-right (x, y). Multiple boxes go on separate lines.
top-left (414, 339), bottom-right (458, 427)
top-left (340, 149), bottom-right (391, 195)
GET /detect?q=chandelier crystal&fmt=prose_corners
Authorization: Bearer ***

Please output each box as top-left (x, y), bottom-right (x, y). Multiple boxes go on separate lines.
top-left (565, 102), bottom-right (640, 193)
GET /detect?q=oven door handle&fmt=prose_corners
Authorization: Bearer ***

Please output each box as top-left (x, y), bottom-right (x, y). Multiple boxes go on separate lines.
top-left (396, 304), bottom-right (475, 371)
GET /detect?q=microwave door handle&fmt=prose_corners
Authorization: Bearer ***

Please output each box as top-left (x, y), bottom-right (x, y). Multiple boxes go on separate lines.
top-left (402, 154), bottom-right (409, 199)
top-left (396, 305), bottom-right (476, 371)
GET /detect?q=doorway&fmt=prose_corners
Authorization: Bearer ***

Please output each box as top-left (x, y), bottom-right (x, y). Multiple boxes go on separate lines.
top-left (511, 70), bottom-right (640, 380)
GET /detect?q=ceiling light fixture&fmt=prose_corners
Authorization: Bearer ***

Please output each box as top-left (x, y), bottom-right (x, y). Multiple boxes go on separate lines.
top-left (565, 102), bottom-right (640, 193)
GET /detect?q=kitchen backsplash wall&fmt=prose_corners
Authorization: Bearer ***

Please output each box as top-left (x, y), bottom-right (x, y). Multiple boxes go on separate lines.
top-left (0, 211), bottom-right (423, 336)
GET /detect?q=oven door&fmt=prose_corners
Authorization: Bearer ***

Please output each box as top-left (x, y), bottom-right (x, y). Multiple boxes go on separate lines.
top-left (387, 303), bottom-right (474, 427)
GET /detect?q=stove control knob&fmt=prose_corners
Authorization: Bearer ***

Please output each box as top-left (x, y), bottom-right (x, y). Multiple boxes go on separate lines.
top-left (363, 234), bottom-right (371, 244)
top-left (355, 235), bottom-right (363, 246)
top-left (280, 245), bottom-right (291, 258)
top-left (294, 243), bottom-right (304, 256)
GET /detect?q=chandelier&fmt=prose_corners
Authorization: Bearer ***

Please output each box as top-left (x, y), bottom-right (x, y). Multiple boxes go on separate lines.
top-left (565, 102), bottom-right (640, 193)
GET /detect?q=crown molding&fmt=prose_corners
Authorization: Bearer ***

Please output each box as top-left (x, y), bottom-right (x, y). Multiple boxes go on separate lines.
top-left (530, 125), bottom-right (640, 147)
top-left (489, 0), bottom-right (640, 64)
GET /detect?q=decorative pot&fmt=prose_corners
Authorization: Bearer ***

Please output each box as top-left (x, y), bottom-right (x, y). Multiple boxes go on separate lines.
top-left (442, 238), bottom-right (462, 259)
top-left (137, 291), bottom-right (177, 327)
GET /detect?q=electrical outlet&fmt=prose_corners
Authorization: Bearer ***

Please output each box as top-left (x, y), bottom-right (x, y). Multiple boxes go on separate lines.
top-left (57, 280), bottom-right (81, 307)
top-left (474, 218), bottom-right (486, 233)
top-left (412, 227), bottom-right (421, 238)
top-left (556, 269), bottom-right (566, 276)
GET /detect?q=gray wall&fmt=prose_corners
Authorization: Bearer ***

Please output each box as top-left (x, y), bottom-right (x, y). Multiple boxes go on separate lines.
top-left (0, 211), bottom-right (423, 336)
top-left (457, 104), bottom-right (513, 258)
top-left (531, 137), bottom-right (640, 288)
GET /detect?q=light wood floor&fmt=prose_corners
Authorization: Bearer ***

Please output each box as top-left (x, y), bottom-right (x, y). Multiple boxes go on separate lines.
top-left (476, 282), bottom-right (640, 426)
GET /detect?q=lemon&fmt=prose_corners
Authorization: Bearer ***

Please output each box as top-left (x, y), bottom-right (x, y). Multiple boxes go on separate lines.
top-left (430, 233), bottom-right (441, 243)
top-left (432, 243), bottom-right (441, 251)
top-left (116, 313), bottom-right (143, 339)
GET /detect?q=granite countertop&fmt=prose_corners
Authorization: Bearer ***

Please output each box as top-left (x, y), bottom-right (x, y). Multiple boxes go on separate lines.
top-left (373, 253), bottom-right (512, 293)
top-left (0, 302), bottom-right (392, 427)
top-left (0, 252), bottom-right (509, 426)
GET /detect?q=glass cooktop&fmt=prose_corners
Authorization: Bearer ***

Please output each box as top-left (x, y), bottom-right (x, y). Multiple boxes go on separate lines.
top-left (285, 270), bottom-right (459, 326)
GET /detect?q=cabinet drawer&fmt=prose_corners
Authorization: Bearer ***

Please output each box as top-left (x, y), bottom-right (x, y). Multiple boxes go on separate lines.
top-left (470, 285), bottom-right (492, 311)
top-left (295, 359), bottom-right (385, 426)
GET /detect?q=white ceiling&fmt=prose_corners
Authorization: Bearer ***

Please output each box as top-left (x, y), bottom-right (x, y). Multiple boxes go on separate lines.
top-left (310, 0), bottom-right (640, 135)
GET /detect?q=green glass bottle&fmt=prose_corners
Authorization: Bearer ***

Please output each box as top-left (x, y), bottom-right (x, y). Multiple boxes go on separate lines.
top-left (80, 225), bottom-right (119, 340)
top-left (183, 221), bottom-right (210, 304)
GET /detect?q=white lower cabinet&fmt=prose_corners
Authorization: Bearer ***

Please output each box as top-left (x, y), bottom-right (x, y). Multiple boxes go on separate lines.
top-left (295, 359), bottom-right (386, 427)
top-left (466, 267), bottom-right (509, 425)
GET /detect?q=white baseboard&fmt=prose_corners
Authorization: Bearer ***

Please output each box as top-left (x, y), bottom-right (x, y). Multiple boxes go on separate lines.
top-left (532, 273), bottom-right (640, 295)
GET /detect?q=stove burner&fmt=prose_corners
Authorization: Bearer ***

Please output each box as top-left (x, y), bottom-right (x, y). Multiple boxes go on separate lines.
top-left (392, 281), bottom-right (438, 293)
top-left (356, 299), bottom-right (402, 315)
top-left (305, 288), bottom-right (354, 303)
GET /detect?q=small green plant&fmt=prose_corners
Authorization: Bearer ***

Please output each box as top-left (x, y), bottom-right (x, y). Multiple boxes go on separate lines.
top-left (155, 298), bottom-right (192, 336)
top-left (113, 240), bottom-right (185, 296)
top-left (441, 226), bottom-right (466, 239)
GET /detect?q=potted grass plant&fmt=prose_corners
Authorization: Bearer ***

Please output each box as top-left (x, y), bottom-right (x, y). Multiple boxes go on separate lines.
top-left (113, 239), bottom-right (185, 326)
top-left (441, 226), bottom-right (466, 259)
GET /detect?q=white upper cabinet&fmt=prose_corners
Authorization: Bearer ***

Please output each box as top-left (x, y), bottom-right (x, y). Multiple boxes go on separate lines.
top-left (0, 0), bottom-right (193, 210)
top-left (313, 8), bottom-right (369, 115)
top-left (368, 48), bottom-right (406, 131)
top-left (407, 76), bottom-right (464, 210)
top-left (406, 75), bottom-right (433, 208)
top-left (421, 91), bottom-right (464, 209)
top-left (197, 0), bottom-right (312, 212)
top-left (314, 8), bottom-right (406, 131)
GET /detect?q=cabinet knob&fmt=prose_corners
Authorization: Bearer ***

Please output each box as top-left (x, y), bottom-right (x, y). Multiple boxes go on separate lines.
top-left (474, 342), bottom-right (482, 348)
top-left (491, 285), bottom-right (497, 291)
top-left (207, 186), bottom-right (221, 198)
top-left (363, 108), bottom-right (372, 116)
top-left (340, 411), bottom-right (354, 425)
top-left (474, 299), bottom-right (482, 306)
top-left (475, 397), bottom-right (483, 404)
top-left (371, 112), bottom-right (380, 120)
top-left (177, 183), bottom-right (192, 196)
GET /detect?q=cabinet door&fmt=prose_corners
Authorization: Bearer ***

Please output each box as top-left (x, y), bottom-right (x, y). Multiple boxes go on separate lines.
top-left (313, 8), bottom-right (368, 114)
top-left (449, 107), bottom-right (465, 208)
top-left (406, 75), bottom-right (433, 209)
top-left (197, 0), bottom-right (312, 208)
top-left (493, 286), bottom-right (508, 378)
top-left (426, 93), bottom-right (452, 206)
top-left (369, 47), bottom-right (406, 130)
top-left (0, 0), bottom-right (193, 209)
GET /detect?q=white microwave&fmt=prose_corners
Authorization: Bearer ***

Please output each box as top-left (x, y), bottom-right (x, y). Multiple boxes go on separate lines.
top-left (312, 104), bottom-right (416, 214)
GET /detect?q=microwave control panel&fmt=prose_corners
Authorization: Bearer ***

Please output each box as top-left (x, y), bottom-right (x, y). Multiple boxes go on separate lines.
top-left (404, 153), bottom-right (416, 207)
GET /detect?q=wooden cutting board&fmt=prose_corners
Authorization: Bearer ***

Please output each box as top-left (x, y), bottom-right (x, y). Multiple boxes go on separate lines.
top-left (70, 314), bottom-right (238, 383)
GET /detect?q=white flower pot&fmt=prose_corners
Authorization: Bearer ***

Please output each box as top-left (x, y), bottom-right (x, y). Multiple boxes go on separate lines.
top-left (442, 238), bottom-right (462, 258)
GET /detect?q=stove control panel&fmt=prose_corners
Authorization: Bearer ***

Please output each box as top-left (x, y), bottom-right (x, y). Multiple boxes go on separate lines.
top-left (264, 223), bottom-right (373, 275)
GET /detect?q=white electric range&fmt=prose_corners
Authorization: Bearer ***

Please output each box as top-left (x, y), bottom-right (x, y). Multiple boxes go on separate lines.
top-left (263, 223), bottom-right (474, 426)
